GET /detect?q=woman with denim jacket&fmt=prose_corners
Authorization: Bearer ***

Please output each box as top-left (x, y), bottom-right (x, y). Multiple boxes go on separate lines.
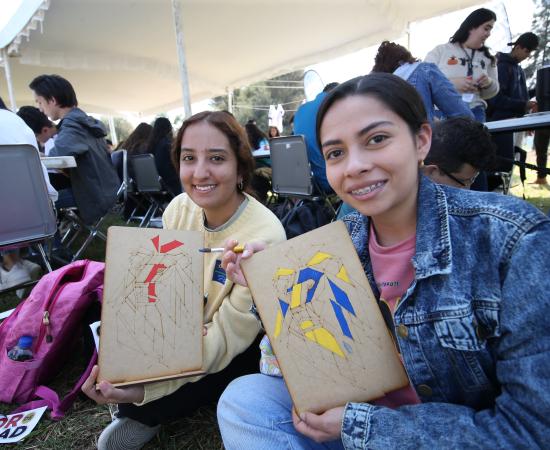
top-left (218, 73), bottom-right (550, 450)
top-left (372, 41), bottom-right (473, 124)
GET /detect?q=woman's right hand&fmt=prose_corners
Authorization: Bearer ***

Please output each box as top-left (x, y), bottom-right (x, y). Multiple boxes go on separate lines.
top-left (222, 239), bottom-right (266, 287)
top-left (452, 76), bottom-right (477, 93)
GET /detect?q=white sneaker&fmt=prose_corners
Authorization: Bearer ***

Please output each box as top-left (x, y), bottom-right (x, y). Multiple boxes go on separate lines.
top-left (20, 259), bottom-right (42, 281)
top-left (97, 417), bottom-right (160, 450)
top-left (0, 262), bottom-right (31, 292)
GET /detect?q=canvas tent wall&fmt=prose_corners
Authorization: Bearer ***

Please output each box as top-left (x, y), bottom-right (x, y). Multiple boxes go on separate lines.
top-left (0, 0), bottom-right (483, 116)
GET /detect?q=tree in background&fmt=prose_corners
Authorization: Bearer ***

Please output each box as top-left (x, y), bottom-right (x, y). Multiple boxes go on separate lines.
top-left (524, 0), bottom-right (549, 88)
top-left (211, 70), bottom-right (305, 135)
top-left (100, 116), bottom-right (134, 144)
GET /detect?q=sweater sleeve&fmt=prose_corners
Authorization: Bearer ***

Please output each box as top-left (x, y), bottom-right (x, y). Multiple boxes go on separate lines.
top-left (480, 61), bottom-right (499, 100)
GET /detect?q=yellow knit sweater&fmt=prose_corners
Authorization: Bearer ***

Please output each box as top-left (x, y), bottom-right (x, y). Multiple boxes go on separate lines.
top-left (139, 192), bottom-right (286, 404)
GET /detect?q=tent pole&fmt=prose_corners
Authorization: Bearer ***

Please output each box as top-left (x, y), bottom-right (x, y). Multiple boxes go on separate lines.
top-left (171, 0), bottom-right (192, 118)
top-left (2, 49), bottom-right (17, 111)
top-left (227, 89), bottom-right (233, 113)
top-left (108, 116), bottom-right (118, 146)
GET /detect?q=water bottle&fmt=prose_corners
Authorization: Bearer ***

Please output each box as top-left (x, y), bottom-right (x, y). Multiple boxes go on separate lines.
top-left (7, 335), bottom-right (34, 361)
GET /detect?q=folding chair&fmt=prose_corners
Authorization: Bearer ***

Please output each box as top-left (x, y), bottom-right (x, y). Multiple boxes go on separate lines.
top-left (269, 135), bottom-right (337, 216)
top-left (0, 144), bottom-right (56, 294)
top-left (128, 154), bottom-right (173, 228)
top-left (269, 136), bottom-right (338, 239)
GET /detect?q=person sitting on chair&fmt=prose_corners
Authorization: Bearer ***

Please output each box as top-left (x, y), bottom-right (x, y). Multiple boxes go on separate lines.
top-left (29, 74), bottom-right (120, 225)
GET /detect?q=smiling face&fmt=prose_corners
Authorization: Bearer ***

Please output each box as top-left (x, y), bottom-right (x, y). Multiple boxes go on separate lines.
top-left (320, 95), bottom-right (431, 238)
top-left (179, 121), bottom-right (244, 228)
top-left (465, 19), bottom-right (495, 49)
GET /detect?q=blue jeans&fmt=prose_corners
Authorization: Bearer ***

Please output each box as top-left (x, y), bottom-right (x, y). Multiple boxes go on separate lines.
top-left (218, 374), bottom-right (344, 450)
top-left (470, 105), bottom-right (486, 123)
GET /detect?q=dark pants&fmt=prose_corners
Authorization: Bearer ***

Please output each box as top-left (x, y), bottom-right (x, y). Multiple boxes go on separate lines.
top-left (534, 128), bottom-right (550, 179)
top-left (117, 335), bottom-right (262, 427)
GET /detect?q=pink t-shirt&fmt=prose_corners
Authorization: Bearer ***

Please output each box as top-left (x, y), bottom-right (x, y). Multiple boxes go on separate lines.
top-left (369, 223), bottom-right (421, 408)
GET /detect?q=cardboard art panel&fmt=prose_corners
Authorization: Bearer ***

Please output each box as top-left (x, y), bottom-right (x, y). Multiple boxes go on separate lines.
top-left (98, 227), bottom-right (204, 386)
top-left (242, 221), bottom-right (408, 414)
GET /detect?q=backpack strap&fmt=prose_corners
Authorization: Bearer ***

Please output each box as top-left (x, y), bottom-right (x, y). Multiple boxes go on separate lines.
top-left (12, 350), bottom-right (97, 420)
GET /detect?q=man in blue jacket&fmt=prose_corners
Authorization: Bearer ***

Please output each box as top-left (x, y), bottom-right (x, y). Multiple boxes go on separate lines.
top-left (29, 74), bottom-right (120, 225)
top-left (293, 82), bottom-right (338, 195)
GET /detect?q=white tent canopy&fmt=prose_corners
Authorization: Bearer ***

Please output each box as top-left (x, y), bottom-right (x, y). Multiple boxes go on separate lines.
top-left (0, 0), bottom-right (482, 116)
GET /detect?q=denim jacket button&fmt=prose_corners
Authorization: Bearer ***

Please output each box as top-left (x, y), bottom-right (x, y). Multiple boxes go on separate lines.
top-left (417, 384), bottom-right (433, 397)
top-left (397, 324), bottom-right (409, 339)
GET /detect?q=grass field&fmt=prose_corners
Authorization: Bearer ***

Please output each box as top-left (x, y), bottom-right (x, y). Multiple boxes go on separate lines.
top-left (1, 151), bottom-right (549, 449)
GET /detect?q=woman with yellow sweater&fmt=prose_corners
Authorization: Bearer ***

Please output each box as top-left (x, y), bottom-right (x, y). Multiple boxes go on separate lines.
top-left (82, 111), bottom-right (286, 449)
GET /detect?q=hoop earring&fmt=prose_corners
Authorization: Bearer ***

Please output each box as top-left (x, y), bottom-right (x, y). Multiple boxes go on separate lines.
top-left (237, 180), bottom-right (244, 191)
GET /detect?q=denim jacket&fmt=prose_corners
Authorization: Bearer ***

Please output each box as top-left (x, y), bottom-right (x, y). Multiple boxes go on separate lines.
top-left (341, 176), bottom-right (550, 449)
top-left (405, 62), bottom-right (473, 123)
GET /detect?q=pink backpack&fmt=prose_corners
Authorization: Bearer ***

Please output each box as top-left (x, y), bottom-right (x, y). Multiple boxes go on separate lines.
top-left (0, 260), bottom-right (104, 420)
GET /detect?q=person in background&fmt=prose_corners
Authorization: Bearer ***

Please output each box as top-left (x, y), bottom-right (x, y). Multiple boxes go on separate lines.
top-left (244, 120), bottom-right (271, 203)
top-left (487, 32), bottom-right (539, 188)
top-left (293, 82), bottom-right (339, 194)
top-left (425, 7), bottom-right (499, 123)
top-left (82, 110), bottom-right (286, 450)
top-left (268, 125), bottom-right (281, 138)
top-left (245, 119), bottom-right (269, 151)
top-left (105, 139), bottom-right (114, 153)
top-left (372, 41), bottom-right (473, 123)
top-left (218, 73), bottom-right (550, 450)
top-left (146, 117), bottom-right (182, 197)
top-left (116, 122), bottom-right (153, 155)
top-left (17, 105), bottom-right (58, 154)
top-left (17, 105), bottom-right (71, 193)
top-left (29, 74), bottom-right (119, 225)
top-left (422, 116), bottom-right (496, 189)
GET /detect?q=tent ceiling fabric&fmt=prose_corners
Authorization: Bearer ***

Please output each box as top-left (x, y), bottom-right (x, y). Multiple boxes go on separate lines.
top-left (1, 0), bottom-right (482, 115)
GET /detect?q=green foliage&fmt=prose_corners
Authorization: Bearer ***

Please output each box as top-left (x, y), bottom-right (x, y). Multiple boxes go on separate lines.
top-left (211, 70), bottom-right (305, 135)
top-left (524, 0), bottom-right (549, 87)
top-left (99, 116), bottom-right (134, 143)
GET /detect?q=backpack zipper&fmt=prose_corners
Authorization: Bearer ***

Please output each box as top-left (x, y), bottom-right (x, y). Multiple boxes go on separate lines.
top-left (36, 263), bottom-right (90, 347)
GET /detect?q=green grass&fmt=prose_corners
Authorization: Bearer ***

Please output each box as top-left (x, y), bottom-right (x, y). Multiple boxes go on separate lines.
top-left (1, 159), bottom-right (549, 448)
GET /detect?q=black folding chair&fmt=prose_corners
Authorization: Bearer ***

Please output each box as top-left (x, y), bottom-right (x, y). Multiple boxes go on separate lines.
top-left (128, 154), bottom-right (173, 227)
top-left (0, 144), bottom-right (56, 294)
top-left (269, 136), bottom-right (338, 237)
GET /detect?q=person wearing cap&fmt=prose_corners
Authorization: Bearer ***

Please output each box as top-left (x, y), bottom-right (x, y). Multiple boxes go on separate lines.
top-left (486, 32), bottom-right (540, 189)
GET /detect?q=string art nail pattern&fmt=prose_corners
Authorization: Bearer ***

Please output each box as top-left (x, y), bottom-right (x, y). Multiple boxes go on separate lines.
top-left (268, 244), bottom-right (384, 390)
top-left (110, 234), bottom-right (200, 371)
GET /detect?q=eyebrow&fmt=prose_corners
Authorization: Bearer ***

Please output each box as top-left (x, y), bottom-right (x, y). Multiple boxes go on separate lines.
top-left (321, 120), bottom-right (393, 149)
top-left (180, 147), bottom-right (228, 153)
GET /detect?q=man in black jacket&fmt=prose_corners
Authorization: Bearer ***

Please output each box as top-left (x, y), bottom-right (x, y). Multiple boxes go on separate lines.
top-left (29, 74), bottom-right (120, 224)
top-left (486, 33), bottom-right (539, 189)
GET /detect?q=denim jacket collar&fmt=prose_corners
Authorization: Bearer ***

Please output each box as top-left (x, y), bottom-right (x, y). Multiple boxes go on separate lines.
top-left (345, 175), bottom-right (452, 285)
top-left (412, 175), bottom-right (452, 279)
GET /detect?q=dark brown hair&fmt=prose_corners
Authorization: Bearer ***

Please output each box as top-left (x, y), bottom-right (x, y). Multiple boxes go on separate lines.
top-left (171, 111), bottom-right (255, 194)
top-left (372, 41), bottom-right (417, 73)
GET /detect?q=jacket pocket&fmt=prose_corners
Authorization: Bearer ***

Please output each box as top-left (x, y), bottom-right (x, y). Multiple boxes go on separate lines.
top-left (433, 314), bottom-right (493, 391)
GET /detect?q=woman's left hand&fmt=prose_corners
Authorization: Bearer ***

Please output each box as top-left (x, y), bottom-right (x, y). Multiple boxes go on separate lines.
top-left (292, 406), bottom-right (345, 443)
top-left (476, 74), bottom-right (491, 89)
